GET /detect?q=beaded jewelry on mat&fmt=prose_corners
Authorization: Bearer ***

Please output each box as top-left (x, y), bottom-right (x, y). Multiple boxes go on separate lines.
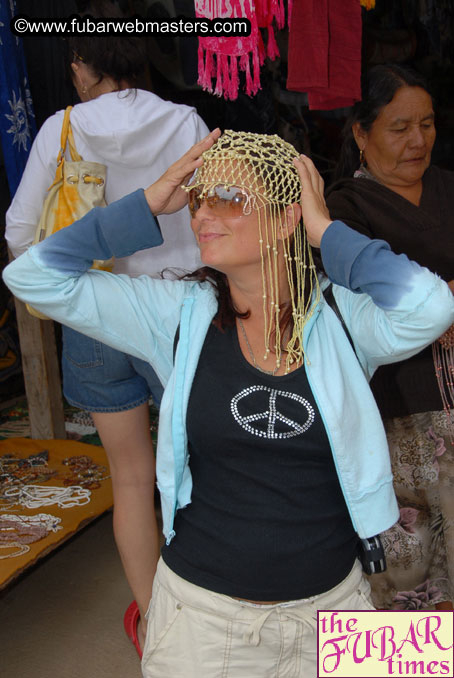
top-left (0, 450), bottom-right (57, 489)
top-left (0, 513), bottom-right (62, 558)
top-left (62, 455), bottom-right (110, 490)
top-left (183, 130), bottom-right (320, 374)
top-left (0, 542), bottom-right (31, 559)
top-left (3, 484), bottom-right (91, 509)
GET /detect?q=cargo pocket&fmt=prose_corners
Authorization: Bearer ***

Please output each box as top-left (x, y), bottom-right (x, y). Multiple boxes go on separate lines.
top-left (142, 581), bottom-right (184, 666)
top-left (142, 582), bottom-right (232, 678)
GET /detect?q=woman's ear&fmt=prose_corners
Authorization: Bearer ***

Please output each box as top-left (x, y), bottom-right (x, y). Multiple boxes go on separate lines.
top-left (277, 203), bottom-right (302, 241)
top-left (71, 62), bottom-right (83, 86)
top-left (71, 62), bottom-right (89, 99)
top-left (352, 122), bottom-right (367, 151)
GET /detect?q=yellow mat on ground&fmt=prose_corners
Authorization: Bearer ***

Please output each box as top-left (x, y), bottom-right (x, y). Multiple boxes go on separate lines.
top-left (0, 437), bottom-right (113, 589)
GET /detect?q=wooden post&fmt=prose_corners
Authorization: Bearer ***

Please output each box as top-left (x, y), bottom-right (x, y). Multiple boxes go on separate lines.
top-left (13, 296), bottom-right (66, 439)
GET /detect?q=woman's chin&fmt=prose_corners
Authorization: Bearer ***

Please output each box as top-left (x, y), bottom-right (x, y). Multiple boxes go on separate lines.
top-left (199, 252), bottom-right (230, 275)
top-left (199, 248), bottom-right (224, 269)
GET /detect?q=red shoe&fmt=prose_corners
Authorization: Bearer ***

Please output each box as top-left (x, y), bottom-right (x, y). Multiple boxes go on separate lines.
top-left (123, 600), bottom-right (143, 658)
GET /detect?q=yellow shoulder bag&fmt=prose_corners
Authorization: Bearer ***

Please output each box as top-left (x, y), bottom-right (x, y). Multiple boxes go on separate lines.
top-left (28, 106), bottom-right (113, 319)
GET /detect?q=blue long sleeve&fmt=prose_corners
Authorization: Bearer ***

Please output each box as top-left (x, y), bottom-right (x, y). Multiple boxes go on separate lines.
top-left (33, 188), bottom-right (163, 275)
top-left (320, 220), bottom-right (420, 309)
top-left (320, 220), bottom-right (454, 371)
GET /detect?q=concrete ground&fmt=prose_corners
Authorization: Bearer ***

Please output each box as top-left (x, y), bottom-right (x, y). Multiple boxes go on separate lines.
top-left (0, 511), bottom-right (142, 678)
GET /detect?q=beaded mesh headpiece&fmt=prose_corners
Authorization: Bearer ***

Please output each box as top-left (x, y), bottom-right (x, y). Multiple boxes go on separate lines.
top-left (185, 130), bottom-right (320, 373)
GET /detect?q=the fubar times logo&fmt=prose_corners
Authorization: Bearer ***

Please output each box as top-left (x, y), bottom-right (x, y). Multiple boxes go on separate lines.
top-left (318, 611), bottom-right (453, 677)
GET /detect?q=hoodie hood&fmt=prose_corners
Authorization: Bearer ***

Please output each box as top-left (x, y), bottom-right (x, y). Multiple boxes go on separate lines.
top-left (70, 89), bottom-right (202, 168)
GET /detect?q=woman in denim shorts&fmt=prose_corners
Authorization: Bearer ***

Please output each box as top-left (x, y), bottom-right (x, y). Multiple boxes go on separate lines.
top-left (5, 0), bottom-right (208, 652)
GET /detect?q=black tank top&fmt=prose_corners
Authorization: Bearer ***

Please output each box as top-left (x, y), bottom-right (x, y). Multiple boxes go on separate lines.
top-left (162, 323), bottom-right (357, 601)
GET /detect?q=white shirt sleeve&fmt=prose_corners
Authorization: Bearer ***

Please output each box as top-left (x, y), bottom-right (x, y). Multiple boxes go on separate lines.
top-left (193, 111), bottom-right (210, 141)
top-left (5, 112), bottom-right (63, 259)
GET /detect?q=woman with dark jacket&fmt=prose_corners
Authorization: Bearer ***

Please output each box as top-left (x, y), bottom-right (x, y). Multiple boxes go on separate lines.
top-left (326, 63), bottom-right (454, 611)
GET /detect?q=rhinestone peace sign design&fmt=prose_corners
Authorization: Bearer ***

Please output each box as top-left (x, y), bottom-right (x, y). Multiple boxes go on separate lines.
top-left (230, 385), bottom-right (315, 439)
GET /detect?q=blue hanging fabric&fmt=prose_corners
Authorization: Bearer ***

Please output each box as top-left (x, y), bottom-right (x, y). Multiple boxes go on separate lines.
top-left (0, 0), bottom-right (36, 197)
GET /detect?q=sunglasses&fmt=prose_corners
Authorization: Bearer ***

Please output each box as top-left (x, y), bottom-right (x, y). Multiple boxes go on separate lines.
top-left (188, 185), bottom-right (255, 218)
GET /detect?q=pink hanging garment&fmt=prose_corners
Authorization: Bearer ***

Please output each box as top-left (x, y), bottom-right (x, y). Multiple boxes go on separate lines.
top-left (286, 0), bottom-right (362, 111)
top-left (195, 0), bottom-right (286, 101)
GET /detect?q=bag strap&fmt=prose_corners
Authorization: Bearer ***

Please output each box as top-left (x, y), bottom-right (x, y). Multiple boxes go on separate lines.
top-left (56, 106), bottom-right (81, 166)
top-left (49, 107), bottom-right (82, 190)
top-left (66, 109), bottom-right (82, 163)
top-left (324, 283), bottom-right (357, 357)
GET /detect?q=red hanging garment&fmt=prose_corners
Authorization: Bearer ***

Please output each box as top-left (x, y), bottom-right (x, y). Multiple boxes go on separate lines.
top-left (286, 0), bottom-right (362, 111)
top-left (195, 0), bottom-right (286, 101)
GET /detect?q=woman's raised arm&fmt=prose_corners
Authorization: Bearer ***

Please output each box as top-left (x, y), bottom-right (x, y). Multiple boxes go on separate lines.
top-left (144, 128), bottom-right (221, 216)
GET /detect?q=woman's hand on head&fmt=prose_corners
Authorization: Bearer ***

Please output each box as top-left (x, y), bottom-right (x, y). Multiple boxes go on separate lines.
top-left (293, 155), bottom-right (332, 248)
top-left (144, 129), bottom-right (221, 216)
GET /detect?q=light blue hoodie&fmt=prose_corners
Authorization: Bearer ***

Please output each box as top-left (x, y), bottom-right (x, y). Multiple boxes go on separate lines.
top-left (4, 190), bottom-right (454, 542)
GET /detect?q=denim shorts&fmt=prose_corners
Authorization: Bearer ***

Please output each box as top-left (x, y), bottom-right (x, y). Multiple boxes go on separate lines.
top-left (61, 326), bottom-right (164, 413)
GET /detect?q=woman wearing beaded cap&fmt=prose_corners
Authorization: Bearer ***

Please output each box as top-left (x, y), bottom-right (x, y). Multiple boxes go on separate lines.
top-left (4, 128), bottom-right (454, 677)
top-left (326, 64), bottom-right (454, 611)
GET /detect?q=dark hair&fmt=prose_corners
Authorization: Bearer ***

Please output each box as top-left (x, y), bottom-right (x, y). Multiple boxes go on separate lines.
top-left (181, 251), bottom-right (317, 348)
top-left (180, 267), bottom-right (246, 330)
top-left (67, 1), bottom-right (147, 90)
top-left (333, 64), bottom-right (432, 182)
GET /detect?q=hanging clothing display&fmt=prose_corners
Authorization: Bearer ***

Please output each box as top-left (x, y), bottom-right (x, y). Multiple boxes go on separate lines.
top-left (286, 0), bottom-right (363, 110)
top-left (0, 0), bottom-right (36, 196)
top-left (195, 0), bottom-right (286, 101)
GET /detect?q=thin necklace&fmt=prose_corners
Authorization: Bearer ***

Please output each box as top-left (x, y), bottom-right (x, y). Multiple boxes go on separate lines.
top-left (237, 318), bottom-right (280, 376)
